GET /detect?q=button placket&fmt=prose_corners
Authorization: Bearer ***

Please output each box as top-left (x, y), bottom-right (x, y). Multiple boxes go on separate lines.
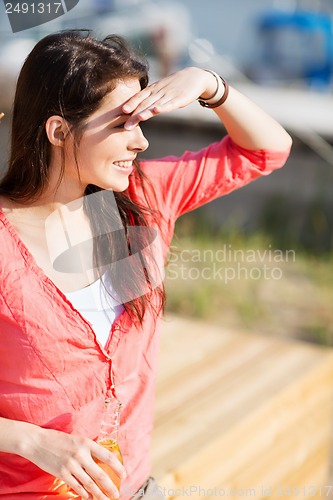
top-left (109, 338), bottom-right (120, 398)
top-left (104, 319), bottom-right (122, 355)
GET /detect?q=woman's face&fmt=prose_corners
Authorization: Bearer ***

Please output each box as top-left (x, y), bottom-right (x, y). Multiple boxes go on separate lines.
top-left (63, 78), bottom-right (149, 193)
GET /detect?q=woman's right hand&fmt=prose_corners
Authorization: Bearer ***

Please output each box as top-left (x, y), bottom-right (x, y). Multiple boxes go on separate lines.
top-left (20, 426), bottom-right (126, 500)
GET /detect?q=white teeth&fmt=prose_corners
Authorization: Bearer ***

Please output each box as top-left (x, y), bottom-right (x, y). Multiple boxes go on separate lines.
top-left (114, 161), bottom-right (132, 168)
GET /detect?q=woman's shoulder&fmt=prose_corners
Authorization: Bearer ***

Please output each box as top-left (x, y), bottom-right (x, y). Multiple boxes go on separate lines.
top-left (0, 196), bottom-right (44, 267)
top-left (0, 196), bottom-right (14, 240)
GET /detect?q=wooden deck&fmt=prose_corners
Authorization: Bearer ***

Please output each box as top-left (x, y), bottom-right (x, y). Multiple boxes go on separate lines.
top-left (151, 315), bottom-right (333, 499)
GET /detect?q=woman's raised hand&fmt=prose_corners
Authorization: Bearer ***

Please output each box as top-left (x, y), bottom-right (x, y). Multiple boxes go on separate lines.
top-left (21, 426), bottom-right (126, 500)
top-left (122, 67), bottom-right (217, 130)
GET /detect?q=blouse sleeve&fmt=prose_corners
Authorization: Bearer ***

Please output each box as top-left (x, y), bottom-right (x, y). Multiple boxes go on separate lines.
top-left (138, 135), bottom-right (291, 223)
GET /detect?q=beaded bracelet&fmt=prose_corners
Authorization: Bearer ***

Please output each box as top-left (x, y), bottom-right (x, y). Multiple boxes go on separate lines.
top-left (197, 70), bottom-right (229, 109)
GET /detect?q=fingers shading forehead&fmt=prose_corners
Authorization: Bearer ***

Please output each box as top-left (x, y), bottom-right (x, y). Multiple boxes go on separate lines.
top-left (85, 81), bottom-right (142, 128)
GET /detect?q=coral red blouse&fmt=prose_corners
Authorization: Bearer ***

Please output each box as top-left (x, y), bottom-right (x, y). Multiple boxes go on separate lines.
top-left (0, 137), bottom-right (290, 499)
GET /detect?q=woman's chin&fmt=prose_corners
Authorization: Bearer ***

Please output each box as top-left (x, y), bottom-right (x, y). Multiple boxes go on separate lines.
top-left (99, 179), bottom-right (130, 192)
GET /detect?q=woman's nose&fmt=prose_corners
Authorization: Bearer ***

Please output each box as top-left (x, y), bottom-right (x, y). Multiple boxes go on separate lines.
top-left (128, 125), bottom-right (149, 152)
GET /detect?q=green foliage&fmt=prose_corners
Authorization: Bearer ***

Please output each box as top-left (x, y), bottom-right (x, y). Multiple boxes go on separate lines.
top-left (165, 217), bottom-right (333, 347)
top-left (175, 195), bottom-right (333, 256)
top-left (260, 195), bottom-right (333, 255)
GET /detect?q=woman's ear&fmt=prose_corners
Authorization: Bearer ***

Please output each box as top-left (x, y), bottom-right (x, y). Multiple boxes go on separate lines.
top-left (45, 116), bottom-right (69, 146)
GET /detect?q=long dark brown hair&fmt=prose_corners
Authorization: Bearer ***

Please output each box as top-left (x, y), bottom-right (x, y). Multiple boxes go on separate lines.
top-left (0, 30), bottom-right (165, 325)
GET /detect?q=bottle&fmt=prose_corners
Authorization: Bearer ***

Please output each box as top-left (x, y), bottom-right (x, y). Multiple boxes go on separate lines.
top-left (93, 400), bottom-right (123, 499)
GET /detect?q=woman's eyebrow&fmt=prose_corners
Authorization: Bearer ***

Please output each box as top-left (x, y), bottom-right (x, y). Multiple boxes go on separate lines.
top-left (87, 111), bottom-right (127, 128)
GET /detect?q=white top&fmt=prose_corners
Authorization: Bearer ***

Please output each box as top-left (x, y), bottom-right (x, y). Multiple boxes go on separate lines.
top-left (65, 274), bottom-right (124, 347)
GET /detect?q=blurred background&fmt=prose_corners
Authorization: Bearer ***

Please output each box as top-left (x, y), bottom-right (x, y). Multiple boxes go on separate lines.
top-left (1, 0), bottom-right (332, 346)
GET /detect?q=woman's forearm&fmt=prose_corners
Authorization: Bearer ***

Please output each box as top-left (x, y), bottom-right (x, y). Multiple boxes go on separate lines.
top-left (214, 85), bottom-right (292, 152)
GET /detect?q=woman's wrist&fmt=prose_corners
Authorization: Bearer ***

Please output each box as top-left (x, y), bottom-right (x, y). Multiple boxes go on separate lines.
top-left (19, 423), bottom-right (48, 462)
top-left (198, 70), bottom-right (229, 108)
top-left (199, 69), bottom-right (220, 100)
top-left (8, 419), bottom-right (44, 459)
top-left (0, 417), bottom-right (41, 458)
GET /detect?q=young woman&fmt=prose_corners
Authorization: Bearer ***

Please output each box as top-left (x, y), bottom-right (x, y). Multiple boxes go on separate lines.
top-left (0, 31), bottom-right (292, 500)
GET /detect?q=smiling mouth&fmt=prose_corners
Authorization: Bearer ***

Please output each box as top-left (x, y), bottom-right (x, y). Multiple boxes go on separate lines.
top-left (113, 160), bottom-right (134, 168)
